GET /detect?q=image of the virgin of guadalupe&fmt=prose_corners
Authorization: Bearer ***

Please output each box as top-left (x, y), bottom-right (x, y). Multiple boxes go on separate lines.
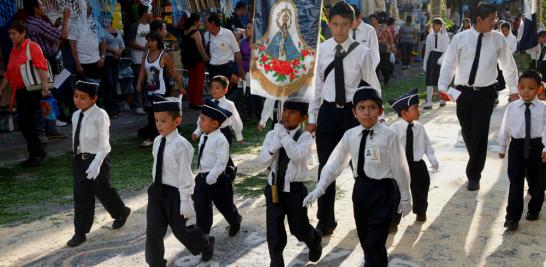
top-left (266, 8), bottom-right (301, 61)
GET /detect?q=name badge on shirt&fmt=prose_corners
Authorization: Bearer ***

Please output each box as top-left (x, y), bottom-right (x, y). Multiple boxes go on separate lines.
top-left (365, 147), bottom-right (381, 163)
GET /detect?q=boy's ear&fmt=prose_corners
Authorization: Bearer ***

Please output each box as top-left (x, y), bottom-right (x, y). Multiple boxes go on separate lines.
top-left (175, 117), bottom-right (182, 126)
top-left (538, 83), bottom-right (545, 96)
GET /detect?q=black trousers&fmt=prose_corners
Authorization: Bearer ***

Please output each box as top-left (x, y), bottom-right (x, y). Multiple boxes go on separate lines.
top-left (72, 155), bottom-right (126, 234)
top-left (193, 173), bottom-right (240, 234)
top-left (353, 177), bottom-right (400, 267)
top-left (145, 184), bottom-right (209, 267)
top-left (264, 184), bottom-right (321, 267)
top-left (138, 94), bottom-right (162, 140)
top-left (208, 63), bottom-right (232, 80)
top-left (506, 138), bottom-right (545, 222)
top-left (409, 160), bottom-right (430, 215)
top-left (316, 102), bottom-right (359, 230)
top-left (399, 43), bottom-right (413, 66)
top-left (80, 61), bottom-right (101, 80)
top-left (455, 85), bottom-right (497, 182)
top-left (540, 63), bottom-right (546, 83)
top-left (15, 89), bottom-right (45, 158)
top-left (101, 56), bottom-right (120, 114)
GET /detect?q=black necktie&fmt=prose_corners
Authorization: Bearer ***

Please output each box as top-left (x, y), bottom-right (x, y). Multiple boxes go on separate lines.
top-left (539, 45), bottom-right (545, 67)
top-left (154, 137), bottom-right (166, 196)
top-left (335, 44), bottom-right (346, 106)
top-left (214, 99), bottom-right (219, 105)
top-left (434, 34), bottom-right (438, 49)
top-left (276, 131), bottom-right (290, 191)
top-left (198, 135), bottom-right (208, 169)
top-left (352, 28), bottom-right (357, 40)
top-left (524, 103), bottom-right (531, 159)
top-left (73, 112), bottom-right (84, 155)
top-left (357, 129), bottom-right (371, 178)
top-left (406, 123), bottom-right (414, 163)
top-left (468, 33), bottom-right (483, 86)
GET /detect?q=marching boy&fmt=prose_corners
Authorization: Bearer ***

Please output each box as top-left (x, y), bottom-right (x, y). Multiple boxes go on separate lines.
top-left (193, 75), bottom-right (244, 180)
top-left (145, 96), bottom-right (214, 266)
top-left (193, 100), bottom-right (243, 238)
top-left (303, 87), bottom-right (411, 267)
top-left (423, 18), bottom-right (450, 109)
top-left (389, 89), bottom-right (439, 222)
top-left (258, 101), bottom-right (322, 267)
top-left (498, 70), bottom-right (546, 231)
top-left (67, 80), bottom-right (131, 247)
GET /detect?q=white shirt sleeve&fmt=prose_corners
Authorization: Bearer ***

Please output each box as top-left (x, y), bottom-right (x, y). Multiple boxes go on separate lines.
top-left (205, 137), bottom-right (230, 182)
top-left (542, 106), bottom-right (546, 153)
top-left (423, 127), bottom-right (436, 162)
top-left (423, 34), bottom-right (432, 69)
top-left (362, 50), bottom-right (382, 96)
top-left (193, 116), bottom-right (202, 137)
top-left (228, 31), bottom-right (240, 53)
top-left (368, 27), bottom-right (380, 68)
top-left (316, 132), bottom-right (352, 192)
top-left (258, 131), bottom-right (276, 167)
top-left (388, 133), bottom-right (411, 201)
top-left (177, 141), bottom-right (195, 196)
top-left (229, 102), bottom-right (244, 141)
top-left (260, 98), bottom-right (275, 126)
top-left (280, 131), bottom-right (313, 163)
top-left (438, 34), bottom-right (459, 91)
top-left (309, 62), bottom-right (324, 124)
top-left (93, 111), bottom-right (112, 166)
top-left (497, 105), bottom-right (510, 154)
top-left (497, 37), bottom-right (519, 94)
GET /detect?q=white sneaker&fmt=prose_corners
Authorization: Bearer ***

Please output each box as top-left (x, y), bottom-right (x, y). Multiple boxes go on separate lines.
top-left (423, 102), bottom-right (432, 109)
top-left (55, 120), bottom-right (67, 127)
top-left (135, 107), bottom-right (146, 115)
top-left (141, 139), bottom-right (153, 147)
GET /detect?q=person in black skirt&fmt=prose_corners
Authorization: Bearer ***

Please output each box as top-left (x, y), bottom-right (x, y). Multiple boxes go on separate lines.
top-left (423, 18), bottom-right (450, 109)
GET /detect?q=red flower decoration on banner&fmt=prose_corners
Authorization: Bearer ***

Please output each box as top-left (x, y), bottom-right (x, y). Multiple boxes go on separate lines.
top-left (292, 59), bottom-right (299, 66)
top-left (261, 55), bottom-right (268, 62)
top-left (259, 45), bottom-right (266, 51)
top-left (264, 64), bottom-right (271, 72)
top-left (301, 49), bottom-right (309, 57)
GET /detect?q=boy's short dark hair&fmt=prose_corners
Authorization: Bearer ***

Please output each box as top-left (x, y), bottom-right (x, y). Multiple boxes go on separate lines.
top-left (350, 4), bottom-right (360, 18)
top-left (206, 12), bottom-right (222, 26)
top-left (150, 19), bottom-right (164, 33)
top-left (369, 13), bottom-right (377, 21)
top-left (432, 17), bottom-right (443, 25)
top-left (75, 88), bottom-right (98, 98)
top-left (9, 20), bottom-right (28, 33)
top-left (167, 111), bottom-right (182, 119)
top-left (538, 30), bottom-right (546, 38)
top-left (470, 1), bottom-right (496, 25)
top-left (519, 70), bottom-right (542, 86)
top-left (397, 106), bottom-right (410, 117)
top-left (211, 75), bottom-right (229, 89)
top-left (328, 1), bottom-right (355, 22)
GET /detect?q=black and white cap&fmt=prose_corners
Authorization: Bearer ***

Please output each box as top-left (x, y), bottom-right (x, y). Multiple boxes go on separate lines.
top-left (201, 99), bottom-right (232, 124)
top-left (153, 95), bottom-right (182, 113)
top-left (388, 88), bottom-right (419, 114)
top-left (75, 80), bottom-right (100, 95)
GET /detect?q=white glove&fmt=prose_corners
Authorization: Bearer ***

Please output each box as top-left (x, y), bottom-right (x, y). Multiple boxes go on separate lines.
top-left (273, 123), bottom-right (285, 135)
top-left (302, 187), bottom-right (324, 208)
top-left (423, 65), bottom-right (427, 72)
top-left (180, 194), bottom-right (196, 218)
top-left (429, 155), bottom-right (439, 172)
top-left (269, 134), bottom-right (282, 152)
top-left (398, 199), bottom-right (412, 216)
top-left (85, 160), bottom-right (101, 180)
top-left (206, 174), bottom-right (218, 185)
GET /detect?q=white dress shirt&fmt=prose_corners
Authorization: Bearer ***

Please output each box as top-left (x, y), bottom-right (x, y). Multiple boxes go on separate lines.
top-left (72, 104), bottom-right (111, 165)
top-left (258, 125), bottom-right (313, 193)
top-left (151, 130), bottom-right (195, 198)
top-left (309, 37), bottom-right (381, 123)
top-left (438, 28), bottom-right (518, 93)
top-left (423, 31), bottom-right (450, 68)
top-left (352, 21), bottom-right (380, 68)
top-left (498, 98), bottom-right (546, 154)
top-left (204, 27), bottom-right (240, 65)
top-left (197, 129), bottom-right (230, 182)
top-left (390, 119), bottom-right (437, 163)
top-left (526, 44), bottom-right (545, 62)
top-left (194, 96), bottom-right (244, 141)
top-left (259, 98), bottom-right (277, 126)
top-left (317, 123), bottom-right (411, 201)
top-left (503, 32), bottom-right (518, 54)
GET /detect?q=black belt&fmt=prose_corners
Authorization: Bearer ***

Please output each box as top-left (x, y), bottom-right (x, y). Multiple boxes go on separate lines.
top-left (323, 101), bottom-right (353, 109)
top-left (456, 84), bottom-right (497, 91)
top-left (510, 137), bottom-right (542, 142)
top-left (355, 175), bottom-right (394, 182)
top-left (74, 153), bottom-right (95, 160)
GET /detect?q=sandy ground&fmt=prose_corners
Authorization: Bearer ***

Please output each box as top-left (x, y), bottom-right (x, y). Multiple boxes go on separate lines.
top-left (2, 90), bottom-right (546, 267)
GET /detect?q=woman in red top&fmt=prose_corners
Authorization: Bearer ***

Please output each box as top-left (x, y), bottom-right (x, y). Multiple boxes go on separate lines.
top-left (0, 20), bottom-right (49, 166)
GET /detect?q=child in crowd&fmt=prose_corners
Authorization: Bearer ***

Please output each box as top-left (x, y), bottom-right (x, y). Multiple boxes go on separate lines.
top-left (423, 18), bottom-right (450, 109)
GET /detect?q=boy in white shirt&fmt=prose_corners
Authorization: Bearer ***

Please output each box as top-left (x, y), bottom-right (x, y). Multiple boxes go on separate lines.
top-left (303, 87), bottom-right (411, 267)
top-left (145, 96), bottom-right (214, 265)
top-left (423, 18), bottom-right (450, 109)
top-left (193, 100), bottom-right (243, 239)
top-left (67, 80), bottom-right (130, 247)
top-left (193, 75), bottom-right (243, 180)
top-left (389, 89), bottom-right (439, 223)
top-left (498, 70), bottom-right (546, 231)
top-left (259, 101), bottom-right (322, 266)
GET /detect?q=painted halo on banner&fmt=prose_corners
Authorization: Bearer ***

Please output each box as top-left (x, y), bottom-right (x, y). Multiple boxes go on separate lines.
top-left (251, 0), bottom-right (316, 97)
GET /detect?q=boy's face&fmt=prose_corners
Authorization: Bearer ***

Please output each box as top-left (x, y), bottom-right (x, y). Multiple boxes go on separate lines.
top-left (73, 89), bottom-right (97, 111)
top-left (210, 81), bottom-right (228, 99)
top-left (475, 13), bottom-right (497, 33)
top-left (154, 111), bottom-right (182, 136)
top-left (432, 23), bottom-right (442, 33)
top-left (352, 100), bottom-right (383, 129)
top-left (539, 36), bottom-right (546, 44)
top-left (199, 114), bottom-right (220, 134)
top-left (401, 104), bottom-right (421, 122)
top-left (518, 78), bottom-right (543, 102)
top-left (329, 15), bottom-right (352, 43)
top-left (281, 108), bottom-right (307, 130)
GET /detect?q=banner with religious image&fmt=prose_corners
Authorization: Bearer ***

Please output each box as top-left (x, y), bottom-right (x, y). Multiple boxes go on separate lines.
top-left (251, 0), bottom-right (322, 100)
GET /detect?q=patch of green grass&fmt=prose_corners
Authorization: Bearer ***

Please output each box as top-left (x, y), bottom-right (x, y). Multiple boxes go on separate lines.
top-left (382, 73), bottom-right (426, 114)
top-left (233, 174), bottom-right (268, 198)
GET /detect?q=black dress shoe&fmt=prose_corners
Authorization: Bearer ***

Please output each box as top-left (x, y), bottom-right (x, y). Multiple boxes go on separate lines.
top-left (504, 220), bottom-right (518, 231)
top-left (467, 180), bottom-right (480, 191)
top-left (526, 212), bottom-right (539, 221)
top-left (201, 236), bottom-right (215, 262)
top-left (67, 233), bottom-right (86, 247)
top-left (416, 213), bottom-right (427, 222)
top-left (316, 222), bottom-right (337, 237)
top-left (112, 207), bottom-right (131, 229)
top-left (228, 214), bottom-right (242, 236)
top-left (308, 233), bottom-right (322, 262)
